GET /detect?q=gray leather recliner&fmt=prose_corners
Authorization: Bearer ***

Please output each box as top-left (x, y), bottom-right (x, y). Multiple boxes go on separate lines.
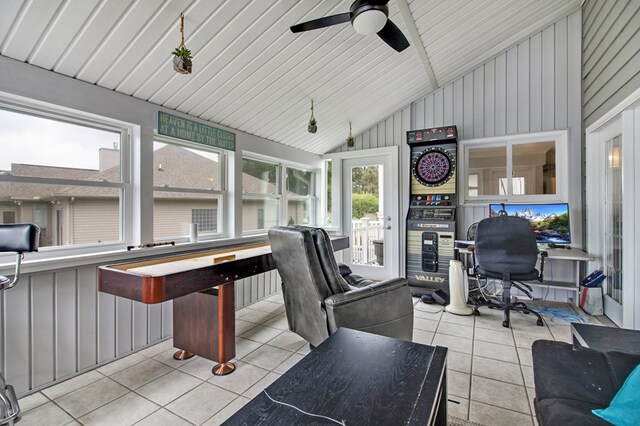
top-left (268, 226), bottom-right (414, 347)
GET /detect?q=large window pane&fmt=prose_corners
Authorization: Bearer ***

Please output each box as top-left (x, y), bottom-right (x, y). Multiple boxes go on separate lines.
top-left (325, 160), bottom-right (332, 224)
top-left (243, 198), bottom-right (279, 231)
top-left (287, 199), bottom-right (311, 225)
top-left (0, 109), bottom-right (121, 181)
top-left (154, 142), bottom-right (219, 190)
top-left (154, 191), bottom-right (220, 239)
top-left (0, 184), bottom-right (120, 247)
top-left (512, 141), bottom-right (556, 195)
top-left (286, 168), bottom-right (312, 196)
top-left (467, 147), bottom-right (507, 197)
top-left (243, 158), bottom-right (277, 194)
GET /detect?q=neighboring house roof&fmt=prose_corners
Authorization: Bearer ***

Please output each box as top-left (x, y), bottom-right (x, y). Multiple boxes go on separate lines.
top-left (0, 145), bottom-right (294, 202)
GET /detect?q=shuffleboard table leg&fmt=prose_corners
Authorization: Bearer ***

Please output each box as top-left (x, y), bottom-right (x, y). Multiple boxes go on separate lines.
top-left (173, 350), bottom-right (195, 360)
top-left (212, 281), bottom-right (236, 375)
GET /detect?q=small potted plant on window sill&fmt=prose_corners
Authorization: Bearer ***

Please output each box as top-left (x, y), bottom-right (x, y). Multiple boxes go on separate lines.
top-left (346, 121), bottom-right (354, 147)
top-left (172, 46), bottom-right (193, 74)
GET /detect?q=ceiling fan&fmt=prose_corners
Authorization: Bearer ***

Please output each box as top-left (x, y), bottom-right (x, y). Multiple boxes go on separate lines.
top-left (290, 0), bottom-right (410, 52)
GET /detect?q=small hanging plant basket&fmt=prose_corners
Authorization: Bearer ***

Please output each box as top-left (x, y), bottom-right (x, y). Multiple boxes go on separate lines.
top-left (346, 121), bottom-right (354, 147)
top-left (307, 100), bottom-right (317, 133)
top-left (172, 47), bottom-right (193, 74)
top-left (172, 14), bottom-right (193, 75)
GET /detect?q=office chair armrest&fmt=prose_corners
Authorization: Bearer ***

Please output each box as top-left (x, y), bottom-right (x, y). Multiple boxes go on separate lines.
top-left (324, 278), bottom-right (414, 339)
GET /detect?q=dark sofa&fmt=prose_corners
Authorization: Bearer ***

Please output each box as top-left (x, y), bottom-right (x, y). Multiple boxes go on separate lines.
top-left (532, 340), bottom-right (640, 425)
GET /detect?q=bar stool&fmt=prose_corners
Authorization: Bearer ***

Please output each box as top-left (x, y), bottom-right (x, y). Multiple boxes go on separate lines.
top-left (0, 224), bottom-right (40, 426)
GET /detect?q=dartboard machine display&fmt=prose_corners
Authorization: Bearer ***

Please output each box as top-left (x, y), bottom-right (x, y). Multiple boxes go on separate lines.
top-left (406, 126), bottom-right (458, 294)
top-left (412, 147), bottom-right (456, 187)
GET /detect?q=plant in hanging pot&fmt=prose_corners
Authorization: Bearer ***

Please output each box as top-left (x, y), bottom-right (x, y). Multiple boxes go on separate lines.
top-left (346, 121), bottom-right (354, 147)
top-left (172, 46), bottom-right (193, 74)
top-left (307, 100), bottom-right (318, 133)
top-left (308, 117), bottom-right (317, 134)
top-left (346, 134), bottom-right (355, 147)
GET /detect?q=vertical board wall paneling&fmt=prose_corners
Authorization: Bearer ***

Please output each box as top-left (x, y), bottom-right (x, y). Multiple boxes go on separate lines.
top-left (2, 261), bottom-right (278, 396)
top-left (55, 270), bottom-right (77, 380)
top-left (582, 0), bottom-right (640, 127)
top-left (329, 12), bottom-right (583, 301)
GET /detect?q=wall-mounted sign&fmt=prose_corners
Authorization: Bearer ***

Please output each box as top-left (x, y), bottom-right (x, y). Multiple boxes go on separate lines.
top-left (158, 111), bottom-right (235, 151)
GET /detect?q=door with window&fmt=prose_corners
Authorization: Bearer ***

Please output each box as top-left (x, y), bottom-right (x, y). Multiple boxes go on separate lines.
top-left (342, 151), bottom-right (398, 280)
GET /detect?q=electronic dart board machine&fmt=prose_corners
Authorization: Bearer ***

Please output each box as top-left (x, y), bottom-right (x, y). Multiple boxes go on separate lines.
top-left (406, 126), bottom-right (458, 294)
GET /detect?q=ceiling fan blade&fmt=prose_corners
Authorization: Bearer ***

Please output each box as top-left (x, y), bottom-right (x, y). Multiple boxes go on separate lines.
top-left (377, 19), bottom-right (410, 52)
top-left (290, 13), bottom-right (351, 33)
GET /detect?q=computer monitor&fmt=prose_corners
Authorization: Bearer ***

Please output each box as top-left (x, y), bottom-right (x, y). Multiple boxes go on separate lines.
top-left (488, 203), bottom-right (571, 245)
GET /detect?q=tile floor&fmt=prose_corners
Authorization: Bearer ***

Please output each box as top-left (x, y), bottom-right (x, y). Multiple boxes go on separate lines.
top-left (16, 294), bottom-right (604, 426)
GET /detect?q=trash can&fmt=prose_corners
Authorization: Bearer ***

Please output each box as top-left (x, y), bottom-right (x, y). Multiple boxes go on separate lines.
top-left (373, 240), bottom-right (383, 266)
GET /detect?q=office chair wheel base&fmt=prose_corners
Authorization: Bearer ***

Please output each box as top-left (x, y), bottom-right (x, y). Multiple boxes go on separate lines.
top-left (502, 320), bottom-right (509, 328)
top-left (536, 319), bottom-right (544, 326)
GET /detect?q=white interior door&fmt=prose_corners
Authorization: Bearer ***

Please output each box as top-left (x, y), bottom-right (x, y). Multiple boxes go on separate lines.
top-left (342, 152), bottom-right (398, 280)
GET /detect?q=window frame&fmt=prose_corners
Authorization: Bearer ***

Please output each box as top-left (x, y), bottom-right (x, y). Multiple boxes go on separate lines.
top-left (241, 153), bottom-right (316, 235)
top-left (0, 100), bottom-right (132, 258)
top-left (152, 135), bottom-right (227, 242)
top-left (284, 165), bottom-right (315, 227)
top-left (459, 130), bottom-right (568, 205)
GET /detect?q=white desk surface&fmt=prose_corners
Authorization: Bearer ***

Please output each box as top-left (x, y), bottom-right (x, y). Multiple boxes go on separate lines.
top-left (454, 241), bottom-right (594, 262)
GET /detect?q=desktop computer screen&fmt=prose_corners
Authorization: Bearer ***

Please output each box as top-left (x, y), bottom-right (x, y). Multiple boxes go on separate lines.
top-left (489, 203), bottom-right (571, 245)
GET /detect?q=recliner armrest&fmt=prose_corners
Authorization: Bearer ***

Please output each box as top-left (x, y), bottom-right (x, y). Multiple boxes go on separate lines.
top-left (324, 278), bottom-right (408, 307)
top-left (324, 277), bottom-right (413, 341)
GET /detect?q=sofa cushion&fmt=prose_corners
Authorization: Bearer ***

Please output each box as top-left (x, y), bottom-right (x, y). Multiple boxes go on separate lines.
top-left (533, 340), bottom-right (616, 407)
top-left (593, 364), bottom-right (640, 426)
top-left (536, 398), bottom-right (611, 426)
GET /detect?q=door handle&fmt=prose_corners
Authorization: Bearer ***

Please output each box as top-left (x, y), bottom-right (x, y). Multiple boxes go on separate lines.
top-left (386, 226), bottom-right (391, 230)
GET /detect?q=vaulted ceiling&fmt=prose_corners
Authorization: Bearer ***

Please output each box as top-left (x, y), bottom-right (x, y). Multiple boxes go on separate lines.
top-left (0, 0), bottom-right (580, 154)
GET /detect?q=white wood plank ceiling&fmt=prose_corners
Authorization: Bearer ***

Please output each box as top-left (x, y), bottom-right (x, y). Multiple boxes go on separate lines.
top-left (0, 0), bottom-right (580, 154)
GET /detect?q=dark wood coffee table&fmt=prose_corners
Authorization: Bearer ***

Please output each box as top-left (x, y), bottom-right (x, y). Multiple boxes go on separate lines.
top-left (223, 328), bottom-right (448, 425)
top-left (571, 322), bottom-right (640, 355)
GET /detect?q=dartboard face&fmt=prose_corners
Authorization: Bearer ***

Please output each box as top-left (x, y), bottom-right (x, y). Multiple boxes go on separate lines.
top-left (412, 147), bottom-right (455, 187)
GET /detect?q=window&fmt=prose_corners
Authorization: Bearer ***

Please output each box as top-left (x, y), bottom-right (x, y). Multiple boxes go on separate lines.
top-left (0, 106), bottom-right (126, 248)
top-left (285, 167), bottom-right (313, 226)
top-left (242, 157), bottom-right (280, 233)
top-left (153, 140), bottom-right (223, 240)
top-left (192, 208), bottom-right (217, 232)
top-left (462, 132), bottom-right (565, 202)
top-left (242, 156), bottom-right (316, 233)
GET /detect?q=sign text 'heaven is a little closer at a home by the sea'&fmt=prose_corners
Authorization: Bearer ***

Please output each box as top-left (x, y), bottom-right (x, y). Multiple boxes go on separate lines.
top-left (158, 111), bottom-right (236, 151)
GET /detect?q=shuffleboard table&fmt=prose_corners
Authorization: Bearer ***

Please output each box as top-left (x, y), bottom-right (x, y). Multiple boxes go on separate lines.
top-left (98, 236), bottom-right (349, 376)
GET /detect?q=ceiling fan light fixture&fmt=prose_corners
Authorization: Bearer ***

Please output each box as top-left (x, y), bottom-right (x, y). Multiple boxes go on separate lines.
top-left (352, 9), bottom-right (387, 35)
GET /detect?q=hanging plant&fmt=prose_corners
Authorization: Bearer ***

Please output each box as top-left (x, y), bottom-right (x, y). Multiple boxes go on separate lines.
top-left (308, 99), bottom-right (317, 133)
top-left (346, 121), bottom-right (354, 147)
top-left (172, 14), bottom-right (193, 74)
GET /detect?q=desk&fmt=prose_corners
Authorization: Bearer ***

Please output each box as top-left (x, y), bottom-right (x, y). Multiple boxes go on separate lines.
top-left (98, 236), bottom-right (348, 375)
top-left (223, 328), bottom-right (448, 426)
top-left (455, 242), bottom-right (594, 305)
top-left (571, 322), bottom-right (640, 355)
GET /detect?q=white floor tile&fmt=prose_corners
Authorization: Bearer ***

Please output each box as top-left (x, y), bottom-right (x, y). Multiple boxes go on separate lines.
top-left (166, 383), bottom-right (238, 425)
top-left (134, 408), bottom-right (192, 426)
top-left (42, 370), bottom-right (104, 400)
top-left (78, 392), bottom-right (158, 426)
top-left (202, 396), bottom-right (251, 426)
top-left (471, 376), bottom-right (531, 415)
top-left (136, 370), bottom-right (201, 406)
top-left (208, 361), bottom-right (269, 394)
top-left (17, 391), bottom-right (49, 413)
top-left (469, 401), bottom-right (533, 426)
top-left (54, 378), bottom-right (129, 418)
top-left (472, 356), bottom-right (524, 386)
top-left (111, 359), bottom-right (173, 390)
top-left (474, 340), bottom-right (519, 364)
top-left (15, 401), bottom-right (75, 426)
top-left (437, 321), bottom-right (474, 339)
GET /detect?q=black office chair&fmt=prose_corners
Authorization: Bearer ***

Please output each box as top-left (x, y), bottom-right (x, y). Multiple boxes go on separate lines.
top-left (472, 216), bottom-right (546, 328)
top-left (268, 226), bottom-right (414, 347)
top-left (0, 224), bottom-right (40, 426)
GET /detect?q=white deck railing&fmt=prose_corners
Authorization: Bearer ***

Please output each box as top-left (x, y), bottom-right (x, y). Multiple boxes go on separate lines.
top-left (351, 218), bottom-right (384, 265)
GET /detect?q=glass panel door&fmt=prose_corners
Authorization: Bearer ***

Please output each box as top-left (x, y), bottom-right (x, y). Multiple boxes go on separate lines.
top-left (604, 135), bottom-right (622, 305)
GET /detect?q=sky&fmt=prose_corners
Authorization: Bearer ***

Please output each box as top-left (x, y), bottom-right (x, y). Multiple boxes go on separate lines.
top-left (0, 108), bottom-right (118, 170)
top-left (0, 109), bottom-right (218, 171)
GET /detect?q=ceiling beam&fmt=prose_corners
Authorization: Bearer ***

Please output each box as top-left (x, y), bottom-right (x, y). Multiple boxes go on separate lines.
top-left (397, 0), bottom-right (438, 90)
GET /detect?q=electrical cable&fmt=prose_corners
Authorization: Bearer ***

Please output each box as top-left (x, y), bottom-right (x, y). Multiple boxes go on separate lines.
top-left (263, 390), bottom-right (347, 425)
